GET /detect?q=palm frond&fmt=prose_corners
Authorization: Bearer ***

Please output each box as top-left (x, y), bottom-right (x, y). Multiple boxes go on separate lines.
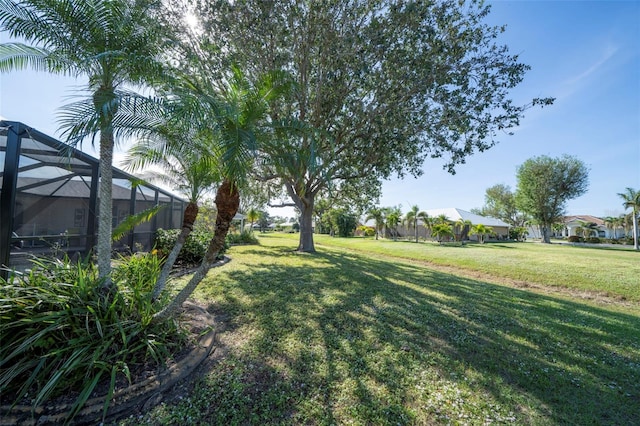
top-left (112, 204), bottom-right (164, 242)
top-left (0, 42), bottom-right (57, 72)
top-left (57, 90), bottom-right (166, 147)
top-left (124, 132), bottom-right (222, 202)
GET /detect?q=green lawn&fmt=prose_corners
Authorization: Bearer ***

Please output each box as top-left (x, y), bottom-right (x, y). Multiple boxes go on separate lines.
top-left (308, 234), bottom-right (640, 303)
top-left (125, 235), bottom-right (640, 425)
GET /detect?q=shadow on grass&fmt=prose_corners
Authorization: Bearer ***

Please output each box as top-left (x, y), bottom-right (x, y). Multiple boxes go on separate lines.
top-left (181, 244), bottom-right (639, 425)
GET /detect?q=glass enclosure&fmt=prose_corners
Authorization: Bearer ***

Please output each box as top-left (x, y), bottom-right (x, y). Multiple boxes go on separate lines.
top-left (0, 121), bottom-right (185, 275)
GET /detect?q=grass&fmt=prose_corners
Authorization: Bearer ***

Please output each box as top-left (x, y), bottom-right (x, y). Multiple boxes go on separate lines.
top-left (123, 235), bottom-right (640, 425)
top-left (307, 234), bottom-right (640, 303)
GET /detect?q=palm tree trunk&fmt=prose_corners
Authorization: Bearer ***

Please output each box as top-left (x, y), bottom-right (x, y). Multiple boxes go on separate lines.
top-left (153, 179), bottom-right (239, 323)
top-left (97, 130), bottom-right (115, 288)
top-left (633, 209), bottom-right (639, 250)
top-left (151, 201), bottom-right (199, 300)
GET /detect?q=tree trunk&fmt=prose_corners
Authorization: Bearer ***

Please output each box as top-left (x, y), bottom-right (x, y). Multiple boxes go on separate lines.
top-left (540, 225), bottom-right (551, 243)
top-left (97, 130), bottom-right (114, 288)
top-left (285, 183), bottom-right (316, 252)
top-left (298, 202), bottom-right (315, 252)
top-left (151, 201), bottom-right (199, 300)
top-left (633, 211), bottom-right (639, 250)
top-left (153, 180), bottom-right (239, 323)
top-left (414, 223), bottom-right (418, 243)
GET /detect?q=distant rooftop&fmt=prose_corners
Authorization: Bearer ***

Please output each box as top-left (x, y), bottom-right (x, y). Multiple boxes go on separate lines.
top-left (563, 215), bottom-right (604, 226)
top-left (424, 208), bottom-right (510, 228)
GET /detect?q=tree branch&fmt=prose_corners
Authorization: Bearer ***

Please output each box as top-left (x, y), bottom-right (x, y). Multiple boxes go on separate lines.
top-left (268, 201), bottom-right (297, 208)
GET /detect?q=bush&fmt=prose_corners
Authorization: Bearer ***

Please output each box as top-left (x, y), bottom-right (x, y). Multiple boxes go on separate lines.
top-left (587, 237), bottom-right (601, 244)
top-left (155, 228), bottom-right (227, 265)
top-left (567, 235), bottom-right (581, 243)
top-left (226, 230), bottom-right (259, 245)
top-left (0, 254), bottom-right (185, 422)
top-left (356, 225), bottom-right (376, 237)
top-left (509, 227), bottom-right (528, 241)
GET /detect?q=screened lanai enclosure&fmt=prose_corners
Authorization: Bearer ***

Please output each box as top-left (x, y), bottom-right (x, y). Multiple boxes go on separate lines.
top-left (0, 120), bottom-right (186, 275)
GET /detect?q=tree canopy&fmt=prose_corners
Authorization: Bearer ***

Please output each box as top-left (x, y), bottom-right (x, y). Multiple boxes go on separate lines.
top-left (190, 0), bottom-right (553, 252)
top-left (473, 184), bottom-right (528, 227)
top-left (515, 155), bottom-right (589, 243)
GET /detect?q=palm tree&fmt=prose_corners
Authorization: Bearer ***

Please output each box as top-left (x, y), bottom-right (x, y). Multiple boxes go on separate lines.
top-left (365, 207), bottom-right (385, 240)
top-left (613, 215), bottom-right (625, 240)
top-left (152, 68), bottom-right (287, 322)
top-left (603, 217), bottom-right (616, 239)
top-left (622, 213), bottom-right (633, 239)
top-left (417, 211), bottom-right (433, 241)
top-left (454, 219), bottom-right (473, 242)
top-left (470, 224), bottom-right (493, 244)
top-left (431, 223), bottom-right (453, 244)
top-left (404, 205), bottom-right (422, 243)
top-left (0, 0), bottom-right (166, 287)
top-left (575, 220), bottom-right (597, 239)
top-left (124, 128), bottom-right (221, 300)
top-left (384, 206), bottom-right (402, 241)
top-left (436, 214), bottom-right (450, 225)
top-left (618, 187), bottom-right (640, 250)
top-left (246, 208), bottom-right (261, 232)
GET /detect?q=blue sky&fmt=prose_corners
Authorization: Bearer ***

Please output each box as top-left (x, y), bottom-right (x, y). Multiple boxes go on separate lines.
top-left (381, 0), bottom-right (640, 218)
top-left (1, 1), bottom-right (639, 219)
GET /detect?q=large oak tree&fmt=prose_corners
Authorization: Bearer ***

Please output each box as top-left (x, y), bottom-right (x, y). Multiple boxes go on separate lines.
top-left (515, 155), bottom-right (589, 243)
top-left (172, 0), bottom-right (552, 252)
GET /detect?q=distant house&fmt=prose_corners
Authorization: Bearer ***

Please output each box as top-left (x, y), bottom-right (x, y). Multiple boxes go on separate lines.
top-left (390, 207), bottom-right (510, 241)
top-left (527, 215), bottom-right (610, 240)
top-left (423, 208), bottom-right (510, 241)
top-left (558, 215), bottom-right (608, 238)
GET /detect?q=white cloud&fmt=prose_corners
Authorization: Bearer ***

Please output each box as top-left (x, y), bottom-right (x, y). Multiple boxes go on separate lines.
top-left (565, 44), bottom-right (618, 86)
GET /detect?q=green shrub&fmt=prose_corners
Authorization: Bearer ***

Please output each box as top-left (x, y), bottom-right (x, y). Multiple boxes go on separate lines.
top-left (0, 254), bottom-right (185, 423)
top-left (155, 228), bottom-right (227, 265)
top-left (587, 237), bottom-right (601, 244)
top-left (226, 230), bottom-right (259, 245)
top-left (567, 235), bottom-right (581, 243)
top-left (357, 225), bottom-right (376, 237)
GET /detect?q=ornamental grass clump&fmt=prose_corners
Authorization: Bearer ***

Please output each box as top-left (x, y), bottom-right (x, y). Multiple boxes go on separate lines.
top-left (0, 253), bottom-right (186, 422)
top-left (226, 230), bottom-right (259, 245)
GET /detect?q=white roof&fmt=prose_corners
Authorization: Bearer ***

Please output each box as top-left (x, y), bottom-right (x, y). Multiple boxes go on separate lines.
top-left (424, 208), bottom-right (509, 228)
